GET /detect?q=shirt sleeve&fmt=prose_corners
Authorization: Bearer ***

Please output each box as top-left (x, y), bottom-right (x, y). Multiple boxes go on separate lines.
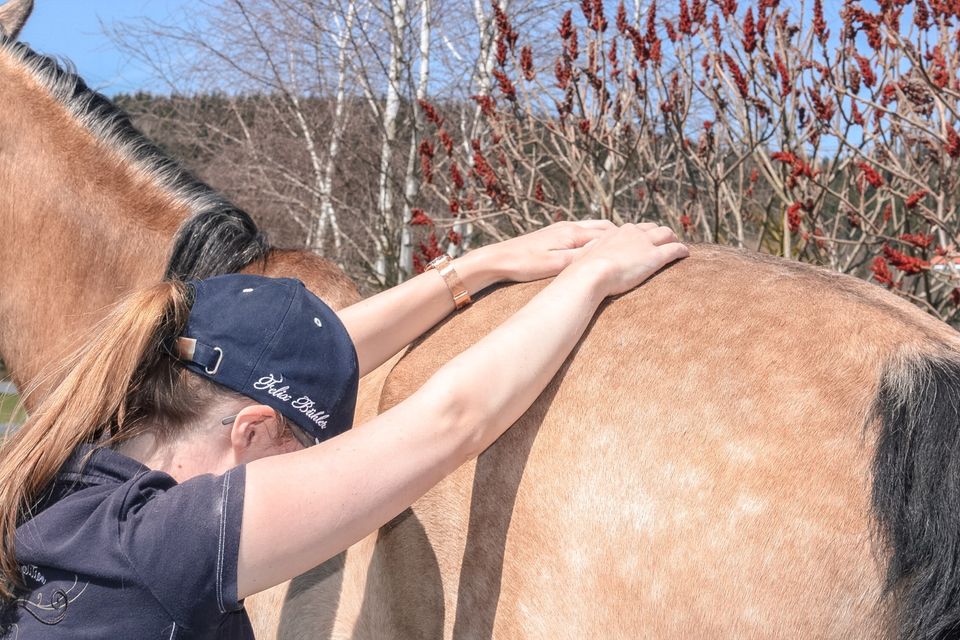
top-left (116, 465), bottom-right (247, 631)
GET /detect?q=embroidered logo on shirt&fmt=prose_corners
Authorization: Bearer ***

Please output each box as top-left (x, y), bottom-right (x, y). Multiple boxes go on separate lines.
top-left (13, 572), bottom-right (88, 627)
top-left (253, 373), bottom-right (331, 429)
top-left (19, 565), bottom-right (45, 586)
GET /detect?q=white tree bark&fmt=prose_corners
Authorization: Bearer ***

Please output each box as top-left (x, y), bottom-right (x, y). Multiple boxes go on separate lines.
top-left (231, 0), bottom-right (338, 249)
top-left (311, 0), bottom-right (358, 255)
top-left (398, 0), bottom-right (432, 280)
top-left (374, 0), bottom-right (408, 284)
top-left (448, 0), bottom-right (505, 254)
top-left (471, 0), bottom-right (497, 97)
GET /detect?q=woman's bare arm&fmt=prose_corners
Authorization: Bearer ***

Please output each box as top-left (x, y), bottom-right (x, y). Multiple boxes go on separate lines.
top-left (237, 224), bottom-right (687, 598)
top-left (337, 220), bottom-right (618, 377)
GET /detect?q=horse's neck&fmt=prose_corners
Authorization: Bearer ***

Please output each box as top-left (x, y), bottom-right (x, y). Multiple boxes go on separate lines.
top-left (0, 43), bottom-right (364, 402)
top-left (0, 46), bottom-right (188, 398)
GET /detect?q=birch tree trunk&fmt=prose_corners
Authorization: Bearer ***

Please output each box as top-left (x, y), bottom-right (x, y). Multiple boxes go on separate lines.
top-left (374, 0), bottom-right (408, 285)
top-left (310, 0), bottom-right (358, 256)
top-left (448, 0), bottom-right (506, 254)
top-left (398, 0), bottom-right (432, 280)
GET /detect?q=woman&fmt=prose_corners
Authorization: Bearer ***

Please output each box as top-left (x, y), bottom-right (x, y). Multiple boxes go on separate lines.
top-left (0, 220), bottom-right (687, 638)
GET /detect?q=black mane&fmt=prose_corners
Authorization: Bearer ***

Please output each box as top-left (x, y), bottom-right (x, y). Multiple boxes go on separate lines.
top-left (165, 209), bottom-right (269, 281)
top-left (0, 34), bottom-right (270, 280)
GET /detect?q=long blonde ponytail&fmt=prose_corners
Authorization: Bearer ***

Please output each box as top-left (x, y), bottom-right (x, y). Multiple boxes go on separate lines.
top-left (0, 280), bottom-right (225, 600)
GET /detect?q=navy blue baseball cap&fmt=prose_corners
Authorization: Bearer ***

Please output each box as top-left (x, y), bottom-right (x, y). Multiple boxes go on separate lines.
top-left (172, 273), bottom-right (359, 445)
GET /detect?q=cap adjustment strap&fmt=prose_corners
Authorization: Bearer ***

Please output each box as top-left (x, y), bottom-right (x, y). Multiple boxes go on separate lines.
top-left (174, 337), bottom-right (224, 376)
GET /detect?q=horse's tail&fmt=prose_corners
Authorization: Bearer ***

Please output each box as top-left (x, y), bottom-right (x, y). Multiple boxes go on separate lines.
top-left (872, 349), bottom-right (960, 639)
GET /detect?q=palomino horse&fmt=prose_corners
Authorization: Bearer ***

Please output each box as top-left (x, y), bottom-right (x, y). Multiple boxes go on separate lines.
top-left (3, 1), bottom-right (960, 638)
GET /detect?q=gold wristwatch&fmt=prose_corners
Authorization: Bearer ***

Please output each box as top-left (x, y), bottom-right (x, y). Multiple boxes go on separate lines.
top-left (427, 254), bottom-right (472, 309)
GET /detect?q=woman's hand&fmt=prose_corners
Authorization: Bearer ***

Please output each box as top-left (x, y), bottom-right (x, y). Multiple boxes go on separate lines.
top-left (461, 220), bottom-right (618, 287)
top-left (338, 219), bottom-right (684, 379)
top-left (562, 223), bottom-right (689, 297)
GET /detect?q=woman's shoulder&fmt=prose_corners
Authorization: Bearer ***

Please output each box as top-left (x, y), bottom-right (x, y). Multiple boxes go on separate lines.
top-left (13, 445), bottom-right (250, 634)
top-left (23, 445), bottom-right (171, 525)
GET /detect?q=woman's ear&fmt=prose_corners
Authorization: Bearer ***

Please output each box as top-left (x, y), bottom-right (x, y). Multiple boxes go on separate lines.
top-left (228, 404), bottom-right (283, 463)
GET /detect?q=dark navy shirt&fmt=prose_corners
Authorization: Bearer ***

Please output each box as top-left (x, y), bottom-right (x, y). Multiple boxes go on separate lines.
top-left (2, 445), bottom-right (252, 639)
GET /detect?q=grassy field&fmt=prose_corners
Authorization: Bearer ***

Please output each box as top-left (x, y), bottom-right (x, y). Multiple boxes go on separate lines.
top-left (0, 362), bottom-right (24, 426)
top-left (0, 393), bottom-right (24, 425)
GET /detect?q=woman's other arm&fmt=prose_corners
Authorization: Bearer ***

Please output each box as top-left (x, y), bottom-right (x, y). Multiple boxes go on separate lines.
top-left (338, 220), bottom-right (618, 377)
top-left (238, 224), bottom-right (687, 598)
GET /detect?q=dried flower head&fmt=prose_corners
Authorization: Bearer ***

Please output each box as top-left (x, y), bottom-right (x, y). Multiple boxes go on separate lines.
top-left (410, 208), bottom-right (434, 226)
top-left (905, 189), bottom-right (927, 209)
top-left (871, 256), bottom-right (896, 287)
top-left (883, 244), bottom-right (930, 274)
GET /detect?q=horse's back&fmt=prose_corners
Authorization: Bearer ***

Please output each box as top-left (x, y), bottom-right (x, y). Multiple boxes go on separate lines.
top-left (343, 245), bottom-right (960, 638)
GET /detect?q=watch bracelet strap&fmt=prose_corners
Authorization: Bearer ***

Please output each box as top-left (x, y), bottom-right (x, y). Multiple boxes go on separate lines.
top-left (429, 254), bottom-right (472, 309)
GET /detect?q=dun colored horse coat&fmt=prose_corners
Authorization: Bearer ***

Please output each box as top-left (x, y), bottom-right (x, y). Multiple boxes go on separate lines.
top-left (3, 2), bottom-right (960, 638)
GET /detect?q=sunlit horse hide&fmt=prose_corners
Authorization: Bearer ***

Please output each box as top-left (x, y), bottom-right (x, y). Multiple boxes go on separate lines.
top-left (5, 2), bottom-right (960, 638)
top-left (280, 250), bottom-right (960, 640)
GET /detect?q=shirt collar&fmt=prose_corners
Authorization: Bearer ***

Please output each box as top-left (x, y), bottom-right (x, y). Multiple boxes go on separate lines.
top-left (57, 443), bottom-right (150, 487)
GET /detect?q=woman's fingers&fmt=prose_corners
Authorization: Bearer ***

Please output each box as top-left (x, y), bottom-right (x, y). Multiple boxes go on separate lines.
top-left (560, 220), bottom-right (659, 231)
top-left (555, 238), bottom-right (599, 263)
top-left (563, 219), bottom-right (617, 231)
top-left (567, 220), bottom-right (616, 242)
top-left (550, 220), bottom-right (669, 250)
top-left (655, 242), bottom-right (690, 263)
top-left (643, 226), bottom-right (679, 246)
top-left (582, 237), bottom-right (601, 249)
top-left (559, 222), bottom-right (688, 296)
top-left (496, 219), bottom-right (684, 286)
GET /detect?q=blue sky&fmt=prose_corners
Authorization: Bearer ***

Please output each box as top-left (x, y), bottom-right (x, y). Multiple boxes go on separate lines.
top-left (13, 0), bottom-right (851, 97)
top-left (18, 0), bottom-right (191, 95)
